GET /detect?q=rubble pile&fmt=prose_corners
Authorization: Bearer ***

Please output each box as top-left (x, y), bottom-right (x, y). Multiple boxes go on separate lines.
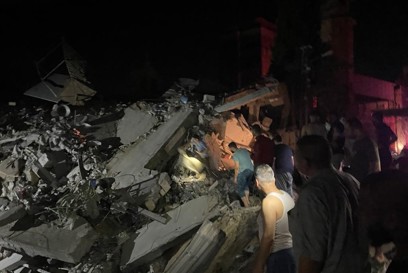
top-left (0, 80), bottom-right (264, 273)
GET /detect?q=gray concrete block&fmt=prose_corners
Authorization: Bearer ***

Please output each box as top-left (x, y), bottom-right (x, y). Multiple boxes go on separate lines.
top-left (158, 173), bottom-right (172, 195)
top-left (116, 104), bottom-right (157, 145)
top-left (0, 222), bottom-right (98, 263)
top-left (164, 220), bottom-right (225, 273)
top-left (0, 253), bottom-right (25, 271)
top-left (0, 157), bottom-right (20, 182)
top-left (108, 110), bottom-right (193, 191)
top-left (38, 153), bottom-right (52, 168)
top-left (120, 196), bottom-right (218, 272)
top-left (0, 205), bottom-right (26, 227)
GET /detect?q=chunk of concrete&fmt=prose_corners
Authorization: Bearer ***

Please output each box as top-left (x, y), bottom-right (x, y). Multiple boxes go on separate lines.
top-left (38, 153), bottom-right (52, 168)
top-left (31, 162), bottom-right (56, 185)
top-left (137, 207), bottom-right (167, 224)
top-left (116, 104), bottom-right (158, 145)
top-left (108, 109), bottom-right (195, 191)
top-left (0, 253), bottom-right (25, 271)
top-left (13, 266), bottom-right (31, 273)
top-left (158, 172), bottom-right (172, 196)
top-left (120, 195), bottom-right (219, 272)
top-left (0, 157), bottom-right (20, 182)
top-left (0, 222), bottom-right (98, 263)
top-left (164, 220), bottom-right (225, 273)
top-left (143, 172), bottom-right (173, 211)
top-left (0, 205), bottom-right (26, 227)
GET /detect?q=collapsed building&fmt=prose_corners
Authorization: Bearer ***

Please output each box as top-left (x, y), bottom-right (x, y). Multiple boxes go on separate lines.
top-left (0, 77), bottom-right (289, 273)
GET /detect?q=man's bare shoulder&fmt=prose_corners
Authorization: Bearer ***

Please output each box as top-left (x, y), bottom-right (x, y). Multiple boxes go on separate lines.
top-left (262, 194), bottom-right (283, 212)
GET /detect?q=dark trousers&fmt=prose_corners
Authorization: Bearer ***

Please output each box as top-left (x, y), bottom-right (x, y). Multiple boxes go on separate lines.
top-left (266, 248), bottom-right (296, 273)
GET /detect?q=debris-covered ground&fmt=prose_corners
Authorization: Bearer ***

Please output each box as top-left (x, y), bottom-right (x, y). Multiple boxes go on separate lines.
top-left (0, 79), bottom-right (267, 273)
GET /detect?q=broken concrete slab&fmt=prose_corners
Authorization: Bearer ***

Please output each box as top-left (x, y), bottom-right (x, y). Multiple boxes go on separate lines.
top-left (143, 172), bottom-right (173, 211)
top-left (158, 172), bottom-right (172, 196)
top-left (107, 109), bottom-right (195, 190)
top-left (163, 219), bottom-right (225, 273)
top-left (0, 253), bottom-right (25, 271)
top-left (0, 205), bottom-right (26, 227)
top-left (112, 168), bottom-right (159, 194)
top-left (204, 206), bottom-right (260, 273)
top-left (120, 195), bottom-right (219, 272)
top-left (116, 103), bottom-right (158, 145)
top-left (0, 157), bottom-right (21, 182)
top-left (0, 222), bottom-right (98, 264)
top-left (137, 207), bottom-right (168, 224)
top-left (13, 266), bottom-right (31, 273)
top-left (214, 87), bottom-right (273, 113)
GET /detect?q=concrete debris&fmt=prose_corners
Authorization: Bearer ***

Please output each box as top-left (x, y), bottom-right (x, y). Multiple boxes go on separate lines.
top-left (144, 172), bottom-right (172, 212)
top-left (0, 205), bottom-right (27, 226)
top-left (120, 196), bottom-right (219, 272)
top-left (116, 103), bottom-right (157, 145)
top-left (204, 206), bottom-right (260, 273)
top-left (0, 253), bottom-right (25, 271)
top-left (107, 109), bottom-right (196, 191)
top-left (0, 221), bottom-right (98, 263)
top-left (0, 76), bottom-right (281, 273)
top-left (137, 207), bottom-right (168, 224)
top-left (163, 219), bottom-right (226, 273)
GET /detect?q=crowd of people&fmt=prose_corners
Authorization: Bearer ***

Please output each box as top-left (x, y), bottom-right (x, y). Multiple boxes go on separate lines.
top-left (225, 110), bottom-right (407, 273)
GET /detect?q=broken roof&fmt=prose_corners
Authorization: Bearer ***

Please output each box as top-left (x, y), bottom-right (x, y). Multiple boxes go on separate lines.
top-left (24, 40), bottom-right (96, 105)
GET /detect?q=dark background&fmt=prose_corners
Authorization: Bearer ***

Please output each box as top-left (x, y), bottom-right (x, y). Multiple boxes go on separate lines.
top-left (1, 0), bottom-right (407, 102)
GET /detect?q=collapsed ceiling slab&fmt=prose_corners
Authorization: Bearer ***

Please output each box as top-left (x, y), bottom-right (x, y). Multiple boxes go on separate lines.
top-left (107, 109), bottom-right (196, 190)
top-left (120, 195), bottom-right (219, 272)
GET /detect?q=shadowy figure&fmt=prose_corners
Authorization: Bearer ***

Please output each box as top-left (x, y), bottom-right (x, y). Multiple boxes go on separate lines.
top-left (300, 110), bottom-right (327, 139)
top-left (327, 116), bottom-right (345, 170)
top-left (273, 134), bottom-right (294, 197)
top-left (290, 135), bottom-right (362, 273)
top-left (372, 112), bottom-right (397, 170)
top-left (395, 147), bottom-right (408, 171)
top-left (344, 117), bottom-right (381, 182)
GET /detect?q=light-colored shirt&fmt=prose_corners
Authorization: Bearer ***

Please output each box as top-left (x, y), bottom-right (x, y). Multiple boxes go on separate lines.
top-left (257, 190), bottom-right (295, 253)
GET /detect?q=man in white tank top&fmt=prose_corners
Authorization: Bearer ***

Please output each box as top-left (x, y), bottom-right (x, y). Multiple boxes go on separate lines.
top-left (252, 164), bottom-right (295, 273)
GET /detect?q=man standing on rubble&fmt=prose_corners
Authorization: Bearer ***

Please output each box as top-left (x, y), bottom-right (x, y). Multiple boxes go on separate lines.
top-left (228, 142), bottom-right (254, 207)
top-left (372, 112), bottom-right (397, 170)
top-left (251, 124), bottom-right (275, 167)
top-left (252, 164), bottom-right (295, 273)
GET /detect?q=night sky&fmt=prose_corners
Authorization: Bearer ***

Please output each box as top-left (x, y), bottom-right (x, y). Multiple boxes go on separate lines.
top-left (1, 0), bottom-right (407, 102)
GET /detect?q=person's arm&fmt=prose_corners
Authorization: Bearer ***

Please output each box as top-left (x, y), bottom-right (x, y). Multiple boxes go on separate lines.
top-left (368, 141), bottom-right (381, 173)
top-left (252, 197), bottom-right (278, 273)
top-left (295, 188), bottom-right (327, 273)
top-left (368, 161), bottom-right (381, 173)
top-left (233, 160), bottom-right (239, 184)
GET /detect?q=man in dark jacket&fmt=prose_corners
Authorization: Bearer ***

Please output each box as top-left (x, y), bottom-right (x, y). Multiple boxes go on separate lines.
top-left (251, 124), bottom-right (275, 168)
